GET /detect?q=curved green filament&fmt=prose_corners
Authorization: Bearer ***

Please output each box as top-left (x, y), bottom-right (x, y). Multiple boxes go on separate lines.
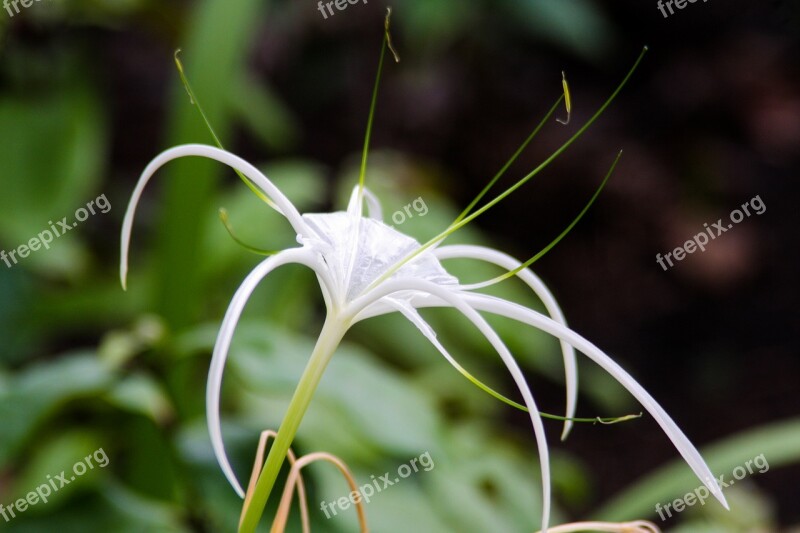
top-left (480, 150), bottom-right (622, 288)
top-left (365, 46), bottom-right (649, 294)
top-left (454, 96), bottom-right (564, 225)
top-left (174, 50), bottom-right (279, 210)
top-left (218, 208), bottom-right (278, 256)
top-left (448, 345), bottom-right (640, 424)
top-left (357, 9), bottom-right (398, 204)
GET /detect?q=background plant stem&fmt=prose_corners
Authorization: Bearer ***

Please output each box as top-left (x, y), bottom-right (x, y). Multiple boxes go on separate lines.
top-left (155, 0), bottom-right (263, 330)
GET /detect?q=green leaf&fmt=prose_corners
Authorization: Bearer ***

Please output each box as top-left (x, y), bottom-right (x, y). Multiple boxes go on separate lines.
top-left (502, 0), bottom-right (615, 60)
top-left (0, 80), bottom-right (105, 278)
top-left (8, 480), bottom-right (190, 533)
top-left (10, 431), bottom-right (108, 510)
top-left (228, 73), bottom-right (299, 152)
top-left (227, 323), bottom-right (443, 456)
top-left (0, 354), bottom-right (113, 466)
top-left (101, 481), bottom-right (190, 532)
top-left (596, 417), bottom-right (800, 520)
top-left (104, 373), bottom-right (175, 424)
top-left (398, 0), bottom-right (477, 53)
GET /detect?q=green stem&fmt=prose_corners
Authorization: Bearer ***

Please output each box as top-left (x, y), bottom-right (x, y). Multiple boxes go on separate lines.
top-left (238, 313), bottom-right (349, 532)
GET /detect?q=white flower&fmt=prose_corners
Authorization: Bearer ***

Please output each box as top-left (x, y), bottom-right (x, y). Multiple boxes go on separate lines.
top-left (120, 143), bottom-right (728, 532)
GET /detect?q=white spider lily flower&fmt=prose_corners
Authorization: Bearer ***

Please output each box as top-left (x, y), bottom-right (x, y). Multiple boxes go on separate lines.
top-left (120, 143), bottom-right (728, 533)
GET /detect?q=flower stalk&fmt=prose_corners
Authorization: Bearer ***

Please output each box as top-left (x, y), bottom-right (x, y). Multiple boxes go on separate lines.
top-left (238, 313), bottom-right (350, 532)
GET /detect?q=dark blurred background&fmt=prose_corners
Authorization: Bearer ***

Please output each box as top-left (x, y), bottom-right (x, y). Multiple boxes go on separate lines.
top-left (0, 0), bottom-right (798, 531)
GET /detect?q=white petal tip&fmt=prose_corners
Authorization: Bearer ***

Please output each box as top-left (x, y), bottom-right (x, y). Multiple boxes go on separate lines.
top-left (705, 478), bottom-right (730, 510)
top-left (120, 261), bottom-right (129, 291)
top-left (560, 421), bottom-right (573, 441)
top-left (716, 490), bottom-right (730, 510)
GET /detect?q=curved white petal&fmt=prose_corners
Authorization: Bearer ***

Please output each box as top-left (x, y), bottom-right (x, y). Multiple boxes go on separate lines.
top-left (120, 144), bottom-right (314, 289)
top-left (379, 297), bottom-right (535, 416)
top-left (350, 291), bottom-right (440, 321)
top-left (348, 279), bottom-right (552, 533)
top-left (435, 244), bottom-right (578, 440)
top-left (344, 185), bottom-right (383, 221)
top-left (460, 291), bottom-right (729, 511)
top-left (207, 248), bottom-right (320, 498)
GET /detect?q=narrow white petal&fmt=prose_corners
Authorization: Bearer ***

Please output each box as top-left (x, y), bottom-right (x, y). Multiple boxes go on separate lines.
top-left (120, 144), bottom-right (314, 289)
top-left (435, 244), bottom-right (578, 440)
top-left (342, 188), bottom-right (365, 299)
top-left (383, 297), bottom-right (540, 417)
top-left (207, 248), bottom-right (319, 498)
top-left (348, 279), bottom-right (552, 532)
top-left (383, 298), bottom-right (475, 378)
top-left (461, 292), bottom-right (729, 510)
top-left (362, 187), bottom-right (384, 221)
top-left (346, 185), bottom-right (363, 217)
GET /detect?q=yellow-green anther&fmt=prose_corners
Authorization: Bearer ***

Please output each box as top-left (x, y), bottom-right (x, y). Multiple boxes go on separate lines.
top-left (557, 71), bottom-right (572, 125)
top-left (385, 8), bottom-right (400, 63)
